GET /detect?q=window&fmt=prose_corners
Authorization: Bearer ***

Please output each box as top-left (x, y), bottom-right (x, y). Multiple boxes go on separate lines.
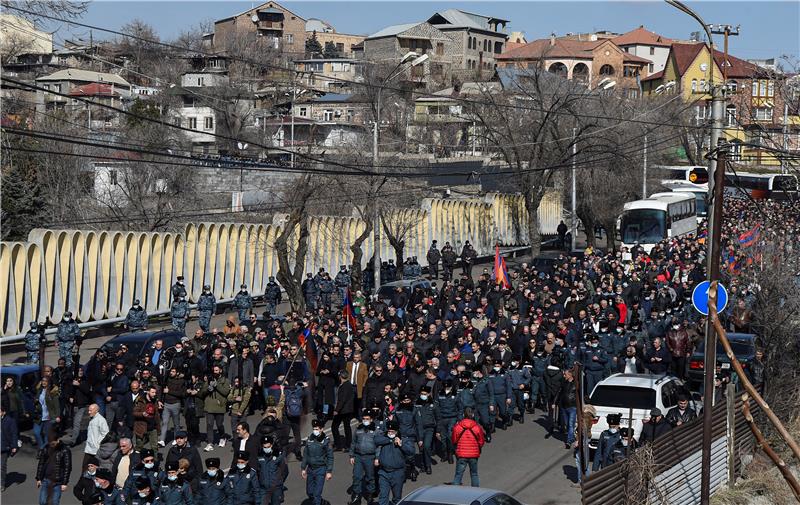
top-left (767, 81), bottom-right (774, 97)
top-left (726, 105), bottom-right (737, 126)
top-left (753, 107), bottom-right (773, 121)
top-left (760, 80), bottom-right (767, 97)
top-left (623, 66), bottom-right (638, 77)
top-left (483, 39), bottom-right (488, 51)
top-left (752, 81), bottom-right (759, 96)
top-left (599, 64), bottom-right (614, 76)
top-left (691, 79), bottom-right (698, 93)
top-left (204, 116), bottom-right (214, 130)
top-left (109, 169), bottom-right (118, 186)
top-left (727, 80), bottom-right (738, 93)
top-left (298, 107), bottom-right (307, 117)
top-left (436, 42), bottom-right (444, 56)
top-left (188, 117), bottom-right (197, 129)
top-left (648, 63), bottom-right (654, 73)
top-left (197, 77), bottom-right (204, 86)
top-left (699, 79), bottom-right (706, 92)
top-left (649, 46), bottom-right (655, 55)
top-left (336, 43), bottom-right (344, 53)
top-left (323, 109), bottom-right (334, 121)
top-left (346, 109), bottom-right (354, 122)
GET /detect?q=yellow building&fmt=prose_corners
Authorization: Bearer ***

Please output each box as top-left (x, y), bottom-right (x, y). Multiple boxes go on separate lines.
top-left (642, 43), bottom-right (799, 167)
top-left (0, 14), bottom-right (53, 58)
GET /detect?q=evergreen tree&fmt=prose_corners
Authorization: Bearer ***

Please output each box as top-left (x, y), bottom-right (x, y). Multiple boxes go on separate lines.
top-left (1, 139), bottom-right (47, 241)
top-left (323, 41), bottom-right (340, 59)
top-left (305, 31), bottom-right (322, 57)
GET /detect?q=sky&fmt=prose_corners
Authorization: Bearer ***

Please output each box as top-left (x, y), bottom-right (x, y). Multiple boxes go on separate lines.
top-left (43, 1), bottom-right (800, 62)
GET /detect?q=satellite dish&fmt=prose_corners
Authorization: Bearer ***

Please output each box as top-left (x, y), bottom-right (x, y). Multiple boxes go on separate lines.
top-left (597, 77), bottom-right (610, 87)
top-left (665, 81), bottom-right (676, 89)
top-left (699, 63), bottom-right (708, 72)
top-left (237, 142), bottom-right (248, 150)
top-left (655, 84), bottom-right (666, 94)
top-left (602, 81), bottom-right (616, 90)
top-left (251, 14), bottom-right (259, 23)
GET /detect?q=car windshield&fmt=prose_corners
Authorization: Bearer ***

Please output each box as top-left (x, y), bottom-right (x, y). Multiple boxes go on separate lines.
top-left (378, 286), bottom-right (409, 299)
top-left (620, 209), bottom-right (666, 244)
top-left (589, 385), bottom-right (656, 410)
top-left (102, 340), bottom-right (144, 356)
top-left (696, 340), bottom-right (754, 356)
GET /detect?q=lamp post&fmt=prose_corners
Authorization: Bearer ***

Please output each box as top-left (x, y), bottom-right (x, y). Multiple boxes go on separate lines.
top-left (371, 52), bottom-right (429, 294)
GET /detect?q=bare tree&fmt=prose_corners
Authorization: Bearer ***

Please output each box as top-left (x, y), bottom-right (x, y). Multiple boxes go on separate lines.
top-left (0, 0), bottom-right (87, 23)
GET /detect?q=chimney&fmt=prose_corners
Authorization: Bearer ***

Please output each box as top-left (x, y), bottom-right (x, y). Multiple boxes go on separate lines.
top-left (550, 33), bottom-right (556, 46)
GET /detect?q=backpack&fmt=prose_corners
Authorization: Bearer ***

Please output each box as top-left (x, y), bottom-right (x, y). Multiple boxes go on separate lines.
top-left (286, 387), bottom-right (303, 417)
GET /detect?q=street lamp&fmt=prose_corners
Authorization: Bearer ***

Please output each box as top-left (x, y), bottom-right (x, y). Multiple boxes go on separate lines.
top-left (371, 52), bottom-right (429, 294)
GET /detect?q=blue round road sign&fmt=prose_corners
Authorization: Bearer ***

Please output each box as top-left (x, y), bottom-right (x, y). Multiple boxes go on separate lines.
top-left (692, 281), bottom-right (728, 316)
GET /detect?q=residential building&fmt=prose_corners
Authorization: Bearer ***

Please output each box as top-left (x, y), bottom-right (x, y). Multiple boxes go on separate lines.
top-left (642, 42), bottom-right (798, 166)
top-left (293, 58), bottom-right (363, 92)
top-left (425, 9), bottom-right (509, 77)
top-left (35, 68), bottom-right (131, 111)
top-left (495, 35), bottom-right (650, 97)
top-left (363, 22), bottom-right (453, 89)
top-left (612, 26), bottom-right (675, 75)
top-left (311, 32), bottom-right (366, 59)
top-left (168, 71), bottom-right (234, 153)
top-left (0, 14), bottom-right (53, 58)
top-left (506, 32), bottom-right (527, 52)
top-left (213, 1), bottom-right (306, 59)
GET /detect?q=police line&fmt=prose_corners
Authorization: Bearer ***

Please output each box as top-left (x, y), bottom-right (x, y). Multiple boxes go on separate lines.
top-left (0, 192), bottom-right (563, 339)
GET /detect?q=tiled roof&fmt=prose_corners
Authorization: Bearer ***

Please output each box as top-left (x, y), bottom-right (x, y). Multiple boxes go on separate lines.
top-left (427, 9), bottom-right (507, 32)
top-left (641, 69), bottom-right (664, 82)
top-left (665, 43), bottom-right (765, 80)
top-left (622, 53), bottom-right (652, 64)
top-left (68, 83), bottom-right (121, 96)
top-left (497, 38), bottom-right (603, 60)
top-left (670, 43), bottom-right (707, 75)
top-left (612, 26), bottom-right (673, 47)
top-left (36, 68), bottom-right (130, 87)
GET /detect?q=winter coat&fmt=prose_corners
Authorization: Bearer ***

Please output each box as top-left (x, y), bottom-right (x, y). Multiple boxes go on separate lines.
top-left (374, 433), bottom-right (415, 470)
top-left (301, 435), bottom-right (333, 472)
top-left (200, 377), bottom-right (231, 414)
top-left (35, 441), bottom-right (72, 485)
top-left (452, 418), bottom-right (485, 458)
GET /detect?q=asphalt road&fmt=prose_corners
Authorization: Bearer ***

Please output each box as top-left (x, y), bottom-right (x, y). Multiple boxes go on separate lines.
top-left (1, 253), bottom-right (580, 505)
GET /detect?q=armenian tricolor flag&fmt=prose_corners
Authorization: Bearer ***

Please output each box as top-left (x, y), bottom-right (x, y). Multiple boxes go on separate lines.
top-left (494, 245), bottom-right (511, 289)
top-left (343, 287), bottom-right (358, 333)
top-left (738, 225), bottom-right (761, 248)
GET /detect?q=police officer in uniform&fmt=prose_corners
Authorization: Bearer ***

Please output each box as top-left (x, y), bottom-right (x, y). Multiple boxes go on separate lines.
top-left (435, 379), bottom-right (461, 464)
top-left (256, 436), bottom-right (286, 505)
top-left (334, 266), bottom-right (350, 307)
top-left (508, 357), bottom-right (532, 424)
top-left (529, 347), bottom-right (549, 412)
top-left (56, 311), bottom-right (80, 367)
top-left (583, 335), bottom-right (609, 395)
top-left (375, 419), bottom-right (415, 505)
top-left (25, 321), bottom-right (43, 364)
top-left (488, 362), bottom-right (513, 430)
top-left (349, 410), bottom-right (378, 505)
top-left (393, 394), bottom-right (417, 482)
top-left (318, 273), bottom-right (335, 312)
top-left (197, 286), bottom-right (216, 334)
top-left (426, 241), bottom-right (441, 280)
top-left (413, 386), bottom-right (438, 475)
top-left (129, 477), bottom-right (156, 505)
top-left (157, 460), bottom-right (194, 505)
top-left (197, 458), bottom-right (226, 505)
top-left (125, 299), bottom-right (149, 331)
top-left (123, 449), bottom-right (161, 501)
top-left (301, 419), bottom-right (333, 505)
top-left (234, 284), bottom-right (253, 323)
top-left (471, 367), bottom-right (495, 441)
top-left (171, 296), bottom-right (189, 335)
top-left (302, 273), bottom-right (319, 311)
top-left (224, 452), bottom-right (261, 505)
top-left (264, 277), bottom-right (282, 317)
top-left (592, 413), bottom-right (624, 471)
top-left (172, 276), bottom-right (187, 300)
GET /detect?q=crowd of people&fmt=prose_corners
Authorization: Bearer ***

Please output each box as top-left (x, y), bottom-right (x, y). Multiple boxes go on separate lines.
top-left (2, 197), bottom-right (796, 505)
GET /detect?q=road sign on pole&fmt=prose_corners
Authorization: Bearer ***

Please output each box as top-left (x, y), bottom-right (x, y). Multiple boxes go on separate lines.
top-left (692, 280), bottom-right (729, 316)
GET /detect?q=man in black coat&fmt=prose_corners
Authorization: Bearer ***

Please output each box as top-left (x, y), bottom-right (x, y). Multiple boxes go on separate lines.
top-left (230, 422), bottom-right (260, 469)
top-left (165, 430), bottom-right (202, 489)
top-left (332, 371), bottom-right (354, 451)
top-left (640, 408), bottom-right (671, 444)
top-left (665, 395), bottom-right (698, 428)
top-left (644, 337), bottom-right (671, 375)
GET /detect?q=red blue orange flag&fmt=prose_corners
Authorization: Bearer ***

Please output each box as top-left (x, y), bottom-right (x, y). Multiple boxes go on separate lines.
top-left (343, 287), bottom-right (358, 331)
top-left (494, 245), bottom-right (511, 289)
top-left (738, 225), bottom-right (760, 248)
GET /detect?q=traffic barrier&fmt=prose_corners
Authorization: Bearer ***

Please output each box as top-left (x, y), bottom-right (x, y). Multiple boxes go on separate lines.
top-left (0, 192), bottom-right (563, 338)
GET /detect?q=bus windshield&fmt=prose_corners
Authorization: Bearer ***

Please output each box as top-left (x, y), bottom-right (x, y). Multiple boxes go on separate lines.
top-left (694, 193), bottom-right (707, 217)
top-left (620, 209), bottom-right (666, 244)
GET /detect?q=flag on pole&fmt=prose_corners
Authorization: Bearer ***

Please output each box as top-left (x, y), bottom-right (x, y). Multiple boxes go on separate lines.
top-left (738, 225), bottom-right (761, 248)
top-left (494, 244), bottom-right (511, 289)
top-left (302, 325), bottom-right (318, 372)
top-left (343, 287), bottom-right (358, 332)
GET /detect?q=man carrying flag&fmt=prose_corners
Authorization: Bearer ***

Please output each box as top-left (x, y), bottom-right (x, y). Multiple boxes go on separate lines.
top-left (342, 287), bottom-right (358, 342)
top-left (738, 225), bottom-right (761, 248)
top-left (494, 245), bottom-right (511, 289)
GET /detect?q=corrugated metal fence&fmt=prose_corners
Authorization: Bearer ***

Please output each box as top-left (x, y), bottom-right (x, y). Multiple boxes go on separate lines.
top-left (582, 394), bottom-right (760, 505)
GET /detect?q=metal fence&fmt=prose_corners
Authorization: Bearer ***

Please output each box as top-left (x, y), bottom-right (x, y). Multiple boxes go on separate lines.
top-left (581, 391), bottom-right (760, 505)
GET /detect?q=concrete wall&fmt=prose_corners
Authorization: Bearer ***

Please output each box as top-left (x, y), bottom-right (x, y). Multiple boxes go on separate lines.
top-left (0, 192), bottom-right (561, 336)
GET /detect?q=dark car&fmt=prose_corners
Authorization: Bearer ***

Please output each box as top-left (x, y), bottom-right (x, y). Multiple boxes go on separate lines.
top-left (1, 363), bottom-right (41, 429)
top-left (687, 333), bottom-right (756, 387)
top-left (399, 485), bottom-right (524, 505)
top-left (99, 329), bottom-right (183, 361)
top-left (377, 278), bottom-right (432, 308)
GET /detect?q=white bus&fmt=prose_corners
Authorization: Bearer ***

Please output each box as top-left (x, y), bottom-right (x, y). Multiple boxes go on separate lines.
top-left (659, 165), bottom-right (708, 184)
top-left (617, 192), bottom-right (697, 253)
top-left (661, 180), bottom-right (708, 221)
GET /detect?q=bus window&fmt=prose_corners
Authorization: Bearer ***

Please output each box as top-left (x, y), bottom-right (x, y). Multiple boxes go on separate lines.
top-left (620, 209), bottom-right (667, 244)
top-left (695, 194), bottom-right (707, 216)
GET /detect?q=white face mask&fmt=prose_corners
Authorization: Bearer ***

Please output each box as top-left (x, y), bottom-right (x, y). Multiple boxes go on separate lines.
top-left (312, 429), bottom-right (321, 437)
top-left (144, 462), bottom-right (154, 469)
top-left (87, 470), bottom-right (96, 476)
top-left (420, 395), bottom-right (428, 401)
top-left (236, 463), bottom-right (246, 470)
top-left (362, 420), bottom-right (371, 426)
top-left (673, 325), bottom-right (680, 330)
top-left (263, 447), bottom-right (272, 454)
top-left (138, 491), bottom-right (149, 498)
top-left (207, 469), bottom-right (217, 477)
top-left (387, 433), bottom-right (396, 439)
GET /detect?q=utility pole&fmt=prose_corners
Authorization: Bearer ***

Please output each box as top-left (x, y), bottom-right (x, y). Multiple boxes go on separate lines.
top-left (782, 102), bottom-right (789, 174)
top-left (290, 83), bottom-right (296, 169)
top-left (372, 88), bottom-right (382, 294)
top-left (642, 134), bottom-right (648, 198)
top-left (571, 127), bottom-right (577, 252)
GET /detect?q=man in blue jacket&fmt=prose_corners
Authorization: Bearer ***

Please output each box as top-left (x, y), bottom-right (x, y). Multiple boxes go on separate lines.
top-left (301, 419), bottom-right (333, 505)
top-left (375, 420), bottom-right (415, 505)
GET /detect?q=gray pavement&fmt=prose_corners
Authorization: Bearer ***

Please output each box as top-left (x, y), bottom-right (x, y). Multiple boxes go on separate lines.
top-left (0, 250), bottom-right (582, 505)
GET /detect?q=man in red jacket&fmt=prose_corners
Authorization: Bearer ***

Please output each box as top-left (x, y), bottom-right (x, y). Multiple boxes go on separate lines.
top-left (450, 407), bottom-right (485, 487)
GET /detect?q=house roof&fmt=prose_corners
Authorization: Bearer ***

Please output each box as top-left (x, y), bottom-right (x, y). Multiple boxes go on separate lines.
top-left (622, 52), bottom-right (652, 64)
top-left (311, 93), bottom-right (358, 103)
top-left (216, 1), bottom-right (306, 24)
top-left (427, 9), bottom-right (508, 32)
top-left (497, 37), bottom-right (649, 65)
top-left (36, 68), bottom-right (130, 87)
top-left (712, 48), bottom-right (764, 78)
top-left (612, 26), bottom-right (673, 47)
top-left (366, 23), bottom-right (421, 39)
top-left (641, 69), bottom-right (664, 82)
top-left (646, 43), bottom-right (765, 82)
top-left (68, 83), bottom-right (121, 97)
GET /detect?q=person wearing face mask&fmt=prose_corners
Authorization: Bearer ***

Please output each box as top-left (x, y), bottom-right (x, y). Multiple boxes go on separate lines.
top-left (124, 299), bottom-right (149, 332)
top-left (74, 458), bottom-right (101, 504)
top-left (156, 460), bottom-right (193, 505)
top-left (222, 452), bottom-right (260, 505)
top-left (507, 357), bottom-right (532, 425)
top-left (196, 285), bottom-right (217, 334)
top-left (128, 477), bottom-right (155, 505)
top-left (393, 393), bottom-right (418, 482)
top-left (529, 346), bottom-right (549, 413)
top-left (89, 468), bottom-right (122, 505)
top-left (301, 419), bottom-right (333, 505)
top-left (349, 410), bottom-right (378, 504)
top-left (172, 276), bottom-right (187, 300)
top-left (197, 458), bottom-right (225, 505)
top-left (592, 413), bottom-right (625, 471)
top-left (255, 436), bottom-right (286, 505)
top-left (413, 385), bottom-right (438, 475)
top-left (56, 311), bottom-right (81, 367)
top-left (487, 361), bottom-right (513, 430)
top-left (435, 379), bottom-right (461, 465)
top-left (470, 367), bottom-right (495, 443)
top-left (234, 284), bottom-right (254, 323)
top-left (123, 449), bottom-right (160, 502)
top-left (170, 295), bottom-right (190, 336)
top-left (375, 419), bottom-right (415, 505)
top-left (582, 335), bottom-right (608, 394)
